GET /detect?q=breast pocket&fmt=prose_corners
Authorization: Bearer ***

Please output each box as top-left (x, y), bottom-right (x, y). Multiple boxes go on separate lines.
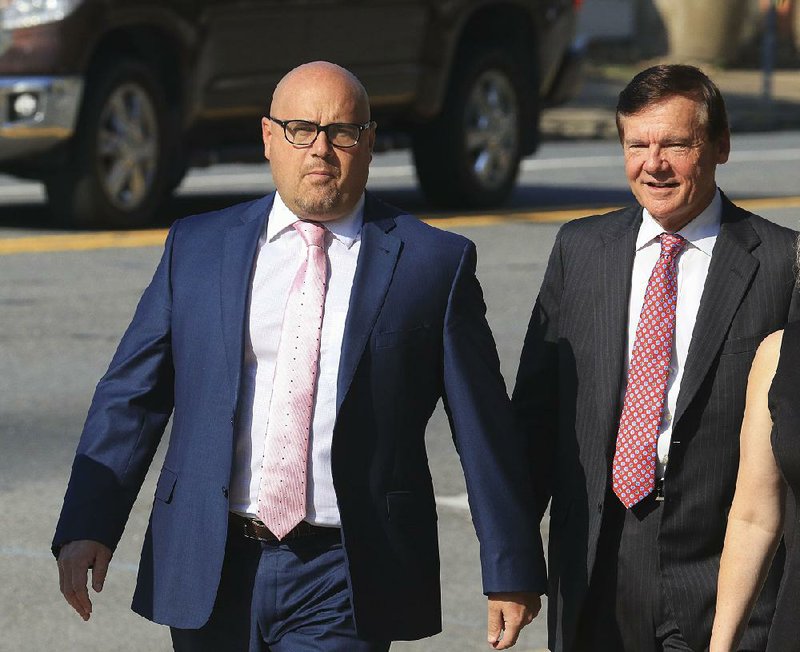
top-left (721, 332), bottom-right (770, 356)
top-left (374, 324), bottom-right (433, 349)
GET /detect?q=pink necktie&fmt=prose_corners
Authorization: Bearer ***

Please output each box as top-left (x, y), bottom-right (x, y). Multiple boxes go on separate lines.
top-left (612, 233), bottom-right (686, 508)
top-left (257, 220), bottom-right (328, 539)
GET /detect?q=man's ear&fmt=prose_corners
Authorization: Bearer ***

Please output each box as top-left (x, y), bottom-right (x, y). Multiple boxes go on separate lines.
top-left (367, 121), bottom-right (377, 161)
top-left (262, 117), bottom-right (272, 161)
top-left (367, 120), bottom-right (378, 154)
top-left (716, 128), bottom-right (731, 165)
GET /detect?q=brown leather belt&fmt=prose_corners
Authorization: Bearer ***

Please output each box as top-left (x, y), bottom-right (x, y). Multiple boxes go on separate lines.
top-left (229, 512), bottom-right (337, 543)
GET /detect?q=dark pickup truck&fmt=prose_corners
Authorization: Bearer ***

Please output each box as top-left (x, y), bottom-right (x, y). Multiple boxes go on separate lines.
top-left (0, 0), bottom-right (582, 227)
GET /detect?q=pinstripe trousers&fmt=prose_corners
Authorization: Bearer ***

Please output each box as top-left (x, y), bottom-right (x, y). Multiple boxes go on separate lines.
top-left (574, 488), bottom-right (693, 652)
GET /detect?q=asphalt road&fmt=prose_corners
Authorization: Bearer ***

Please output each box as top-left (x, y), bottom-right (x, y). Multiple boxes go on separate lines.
top-left (1, 132), bottom-right (799, 652)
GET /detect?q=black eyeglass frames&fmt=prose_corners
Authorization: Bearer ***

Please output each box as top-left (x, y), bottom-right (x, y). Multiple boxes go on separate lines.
top-left (268, 116), bottom-right (375, 148)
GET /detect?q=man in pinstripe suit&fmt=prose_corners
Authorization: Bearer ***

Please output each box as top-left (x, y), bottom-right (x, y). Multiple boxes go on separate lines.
top-left (513, 64), bottom-right (800, 652)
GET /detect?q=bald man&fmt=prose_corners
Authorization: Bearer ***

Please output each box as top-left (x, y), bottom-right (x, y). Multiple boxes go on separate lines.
top-left (53, 62), bottom-right (546, 652)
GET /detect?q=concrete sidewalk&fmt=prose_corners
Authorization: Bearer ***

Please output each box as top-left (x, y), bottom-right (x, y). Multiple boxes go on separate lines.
top-left (541, 63), bottom-right (800, 140)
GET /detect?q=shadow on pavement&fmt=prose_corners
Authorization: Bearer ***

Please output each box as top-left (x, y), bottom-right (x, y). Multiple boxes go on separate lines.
top-left (510, 185), bottom-right (634, 211)
top-left (0, 203), bottom-right (54, 231)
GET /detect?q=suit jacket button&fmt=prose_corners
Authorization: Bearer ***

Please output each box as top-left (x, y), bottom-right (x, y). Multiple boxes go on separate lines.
top-left (222, 486), bottom-right (229, 498)
top-left (597, 502), bottom-right (603, 513)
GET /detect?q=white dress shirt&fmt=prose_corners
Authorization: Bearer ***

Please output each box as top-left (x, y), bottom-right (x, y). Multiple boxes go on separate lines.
top-left (624, 190), bottom-right (722, 479)
top-left (229, 191), bottom-right (363, 526)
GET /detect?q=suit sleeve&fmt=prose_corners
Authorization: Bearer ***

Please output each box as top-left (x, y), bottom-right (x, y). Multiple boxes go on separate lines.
top-left (512, 227), bottom-right (566, 524)
top-left (52, 224), bottom-right (178, 555)
top-left (441, 240), bottom-right (547, 595)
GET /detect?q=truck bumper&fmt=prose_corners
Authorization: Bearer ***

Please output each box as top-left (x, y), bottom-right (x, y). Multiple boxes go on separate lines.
top-left (0, 76), bottom-right (82, 161)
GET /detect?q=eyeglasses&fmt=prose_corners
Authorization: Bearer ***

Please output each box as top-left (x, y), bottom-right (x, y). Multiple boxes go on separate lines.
top-left (269, 116), bottom-right (375, 148)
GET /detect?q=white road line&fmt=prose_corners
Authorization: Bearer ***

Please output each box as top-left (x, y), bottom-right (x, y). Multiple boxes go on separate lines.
top-left (177, 164), bottom-right (416, 191)
top-left (1, 147), bottom-right (798, 198)
top-left (367, 165), bottom-right (417, 178)
top-left (522, 155), bottom-right (619, 170)
top-left (178, 148), bottom-right (800, 188)
top-left (178, 172), bottom-right (270, 190)
top-left (729, 148), bottom-right (800, 162)
top-left (521, 148), bottom-right (800, 171)
top-left (0, 186), bottom-right (45, 200)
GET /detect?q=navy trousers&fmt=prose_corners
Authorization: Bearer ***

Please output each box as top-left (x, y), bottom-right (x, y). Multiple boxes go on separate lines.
top-left (171, 522), bottom-right (390, 652)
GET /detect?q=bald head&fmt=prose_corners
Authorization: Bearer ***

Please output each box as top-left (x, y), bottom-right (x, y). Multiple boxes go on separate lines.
top-left (262, 61), bottom-right (375, 222)
top-left (271, 61), bottom-right (370, 123)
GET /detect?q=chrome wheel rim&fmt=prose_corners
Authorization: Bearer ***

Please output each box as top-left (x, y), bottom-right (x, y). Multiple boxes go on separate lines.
top-left (96, 82), bottom-right (159, 210)
top-left (463, 69), bottom-right (519, 191)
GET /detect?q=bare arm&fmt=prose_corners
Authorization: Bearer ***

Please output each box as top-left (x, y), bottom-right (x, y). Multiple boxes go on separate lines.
top-left (710, 331), bottom-right (787, 652)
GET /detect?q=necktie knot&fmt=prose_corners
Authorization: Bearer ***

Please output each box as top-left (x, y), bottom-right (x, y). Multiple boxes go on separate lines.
top-left (294, 220), bottom-right (327, 249)
top-left (659, 232), bottom-right (686, 261)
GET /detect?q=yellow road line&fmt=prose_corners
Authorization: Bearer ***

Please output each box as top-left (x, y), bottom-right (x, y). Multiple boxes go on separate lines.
top-left (424, 206), bottom-right (620, 228)
top-left (0, 229), bottom-right (169, 255)
top-left (2, 195), bottom-right (800, 255)
top-left (734, 196), bottom-right (800, 211)
top-left (427, 195), bottom-right (800, 228)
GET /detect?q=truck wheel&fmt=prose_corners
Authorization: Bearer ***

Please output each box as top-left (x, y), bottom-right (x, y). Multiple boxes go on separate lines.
top-left (412, 48), bottom-right (526, 209)
top-left (46, 59), bottom-right (175, 228)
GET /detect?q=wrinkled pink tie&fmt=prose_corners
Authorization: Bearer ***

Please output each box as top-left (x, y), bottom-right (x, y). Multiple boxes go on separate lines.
top-left (257, 220), bottom-right (328, 539)
top-left (612, 233), bottom-right (685, 508)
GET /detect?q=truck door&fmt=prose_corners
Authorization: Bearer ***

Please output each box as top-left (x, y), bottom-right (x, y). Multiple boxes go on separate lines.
top-left (193, 0), bottom-right (427, 120)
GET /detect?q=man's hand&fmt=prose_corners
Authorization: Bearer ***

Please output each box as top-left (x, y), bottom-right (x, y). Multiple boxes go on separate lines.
top-left (486, 591), bottom-right (541, 649)
top-left (57, 540), bottom-right (113, 621)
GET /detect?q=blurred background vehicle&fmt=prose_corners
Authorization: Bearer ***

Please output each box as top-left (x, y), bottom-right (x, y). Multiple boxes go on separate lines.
top-left (0, 0), bottom-right (583, 228)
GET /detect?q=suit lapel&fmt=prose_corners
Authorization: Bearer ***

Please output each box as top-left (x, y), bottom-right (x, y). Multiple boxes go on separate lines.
top-left (220, 195), bottom-right (272, 400)
top-left (336, 196), bottom-right (401, 411)
top-left (593, 208), bottom-right (641, 441)
top-left (674, 196), bottom-right (760, 425)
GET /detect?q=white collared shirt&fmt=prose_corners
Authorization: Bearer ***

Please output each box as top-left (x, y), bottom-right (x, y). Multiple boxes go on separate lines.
top-left (229, 192), bottom-right (364, 526)
top-left (624, 189), bottom-right (722, 478)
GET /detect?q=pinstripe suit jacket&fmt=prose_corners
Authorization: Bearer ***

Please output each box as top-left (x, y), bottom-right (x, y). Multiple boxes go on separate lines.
top-left (513, 194), bottom-right (800, 652)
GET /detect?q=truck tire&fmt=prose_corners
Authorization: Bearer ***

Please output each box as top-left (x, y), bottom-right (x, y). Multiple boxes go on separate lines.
top-left (46, 59), bottom-right (176, 228)
top-left (412, 48), bottom-right (526, 209)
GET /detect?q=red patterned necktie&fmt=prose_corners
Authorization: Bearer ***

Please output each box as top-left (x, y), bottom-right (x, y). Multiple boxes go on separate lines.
top-left (257, 220), bottom-right (328, 539)
top-left (612, 232), bottom-right (686, 508)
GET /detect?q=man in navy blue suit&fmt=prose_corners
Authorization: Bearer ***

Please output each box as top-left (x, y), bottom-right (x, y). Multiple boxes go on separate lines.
top-left (54, 61), bottom-right (545, 651)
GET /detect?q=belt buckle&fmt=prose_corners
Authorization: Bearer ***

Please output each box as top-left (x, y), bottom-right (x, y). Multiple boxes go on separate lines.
top-left (235, 514), bottom-right (267, 542)
top-left (655, 479), bottom-right (665, 502)
top-left (242, 520), bottom-right (261, 541)
top-left (239, 517), bottom-right (257, 541)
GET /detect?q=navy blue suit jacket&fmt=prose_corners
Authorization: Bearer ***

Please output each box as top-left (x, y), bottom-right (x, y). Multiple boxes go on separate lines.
top-left (53, 192), bottom-right (546, 640)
